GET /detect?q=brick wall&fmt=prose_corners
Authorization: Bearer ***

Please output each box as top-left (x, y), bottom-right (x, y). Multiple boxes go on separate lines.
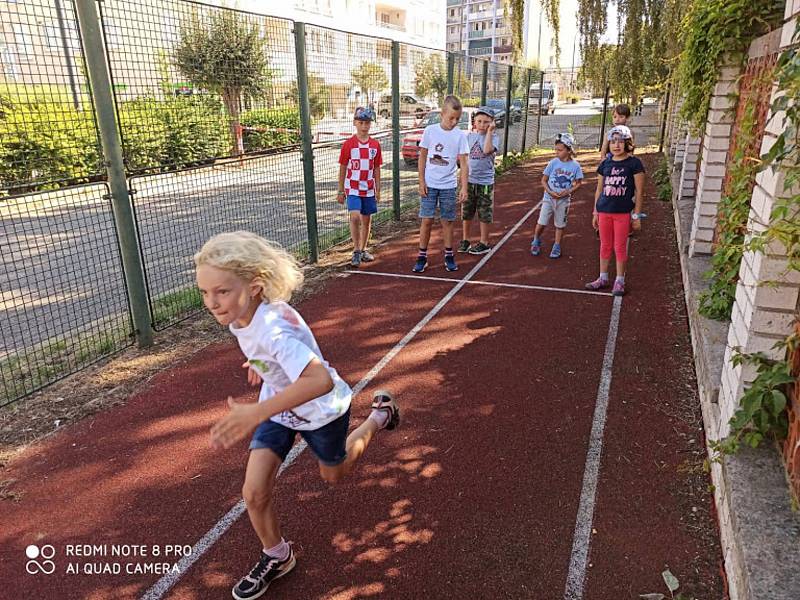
top-left (783, 323), bottom-right (800, 503)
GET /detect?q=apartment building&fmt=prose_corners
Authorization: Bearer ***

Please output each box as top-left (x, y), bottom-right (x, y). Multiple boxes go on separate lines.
top-left (446, 0), bottom-right (579, 70)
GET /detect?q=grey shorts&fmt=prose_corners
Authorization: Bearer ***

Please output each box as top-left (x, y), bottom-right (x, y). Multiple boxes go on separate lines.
top-left (538, 199), bottom-right (570, 228)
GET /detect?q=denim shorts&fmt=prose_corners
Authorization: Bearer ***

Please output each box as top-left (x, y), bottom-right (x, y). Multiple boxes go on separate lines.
top-left (419, 187), bottom-right (457, 221)
top-left (249, 408), bottom-right (351, 466)
top-left (346, 194), bottom-right (377, 215)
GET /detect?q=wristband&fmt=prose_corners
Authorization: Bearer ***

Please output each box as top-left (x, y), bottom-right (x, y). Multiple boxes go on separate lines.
top-left (631, 212), bottom-right (641, 220)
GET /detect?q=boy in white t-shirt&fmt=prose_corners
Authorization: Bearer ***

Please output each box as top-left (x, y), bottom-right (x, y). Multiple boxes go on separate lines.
top-left (196, 231), bottom-right (400, 600)
top-left (413, 95), bottom-right (470, 273)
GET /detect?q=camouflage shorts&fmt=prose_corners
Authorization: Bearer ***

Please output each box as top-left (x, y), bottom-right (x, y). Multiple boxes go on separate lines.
top-left (463, 183), bottom-right (494, 223)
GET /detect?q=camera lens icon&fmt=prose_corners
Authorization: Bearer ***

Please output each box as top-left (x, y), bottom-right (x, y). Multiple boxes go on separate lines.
top-left (25, 544), bottom-right (56, 575)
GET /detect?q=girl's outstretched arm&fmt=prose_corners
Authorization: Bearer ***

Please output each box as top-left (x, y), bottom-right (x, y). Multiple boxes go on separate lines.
top-left (632, 171), bottom-right (645, 230)
top-left (211, 359), bottom-right (334, 449)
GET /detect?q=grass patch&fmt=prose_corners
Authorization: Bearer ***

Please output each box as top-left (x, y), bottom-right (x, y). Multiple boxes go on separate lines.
top-left (151, 286), bottom-right (203, 329)
top-left (583, 110), bottom-right (613, 127)
top-left (1, 327), bottom-right (131, 407)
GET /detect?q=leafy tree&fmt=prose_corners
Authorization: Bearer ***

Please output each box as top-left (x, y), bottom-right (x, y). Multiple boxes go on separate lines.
top-left (350, 62), bottom-right (388, 105)
top-left (414, 55), bottom-right (447, 101)
top-left (288, 73), bottom-right (330, 120)
top-left (174, 10), bottom-right (273, 154)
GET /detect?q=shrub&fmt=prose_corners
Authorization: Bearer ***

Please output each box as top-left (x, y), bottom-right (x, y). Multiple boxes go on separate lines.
top-left (240, 107), bottom-right (301, 152)
top-left (0, 98), bottom-right (101, 191)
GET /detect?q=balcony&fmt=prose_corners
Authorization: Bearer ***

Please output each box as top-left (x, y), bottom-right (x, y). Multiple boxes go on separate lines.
top-left (470, 47), bottom-right (492, 56)
top-left (468, 10), bottom-right (494, 20)
top-left (447, 0), bottom-right (461, 5)
top-left (468, 29), bottom-right (493, 39)
top-left (493, 44), bottom-right (512, 54)
top-left (375, 7), bottom-right (407, 32)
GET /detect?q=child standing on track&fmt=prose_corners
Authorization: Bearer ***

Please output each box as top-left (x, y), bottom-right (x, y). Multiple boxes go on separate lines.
top-left (338, 107), bottom-right (382, 267)
top-left (414, 94), bottom-right (470, 273)
top-left (586, 125), bottom-right (645, 296)
top-left (195, 231), bottom-right (400, 600)
top-left (530, 133), bottom-right (583, 259)
top-left (459, 106), bottom-right (499, 255)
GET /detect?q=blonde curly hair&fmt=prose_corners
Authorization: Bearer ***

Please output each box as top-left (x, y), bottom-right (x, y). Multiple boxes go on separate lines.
top-left (194, 231), bottom-right (304, 303)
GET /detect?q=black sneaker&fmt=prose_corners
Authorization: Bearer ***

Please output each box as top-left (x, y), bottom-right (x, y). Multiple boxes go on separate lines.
top-left (351, 251), bottom-right (361, 267)
top-left (444, 254), bottom-right (458, 271)
top-left (457, 240), bottom-right (470, 253)
top-left (371, 390), bottom-right (400, 430)
top-left (412, 256), bottom-right (427, 273)
top-left (232, 548), bottom-right (296, 600)
top-left (468, 242), bottom-right (491, 255)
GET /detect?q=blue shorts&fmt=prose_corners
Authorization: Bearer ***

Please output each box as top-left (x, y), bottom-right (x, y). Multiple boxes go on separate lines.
top-left (346, 194), bottom-right (377, 215)
top-left (419, 187), bottom-right (457, 221)
top-left (249, 408), bottom-right (350, 466)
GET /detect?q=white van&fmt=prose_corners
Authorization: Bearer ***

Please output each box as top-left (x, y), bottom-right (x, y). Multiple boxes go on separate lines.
top-left (529, 83), bottom-right (556, 115)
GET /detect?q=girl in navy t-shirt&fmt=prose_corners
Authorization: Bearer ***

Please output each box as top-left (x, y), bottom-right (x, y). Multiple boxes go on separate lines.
top-left (586, 125), bottom-right (645, 296)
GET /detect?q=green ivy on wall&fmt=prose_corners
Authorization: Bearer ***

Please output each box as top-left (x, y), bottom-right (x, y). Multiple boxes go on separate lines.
top-left (678, 0), bottom-right (782, 133)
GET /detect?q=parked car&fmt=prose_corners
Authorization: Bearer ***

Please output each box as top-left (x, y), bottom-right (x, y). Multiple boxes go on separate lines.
top-left (378, 93), bottom-right (434, 119)
top-left (510, 98), bottom-right (525, 121)
top-left (484, 99), bottom-right (508, 127)
top-left (400, 107), bottom-right (501, 165)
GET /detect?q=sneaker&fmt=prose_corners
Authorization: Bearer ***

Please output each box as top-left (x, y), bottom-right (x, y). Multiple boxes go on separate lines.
top-left (351, 251), bottom-right (361, 267)
top-left (444, 254), bottom-right (458, 271)
top-left (612, 280), bottom-right (626, 296)
top-left (361, 250), bottom-right (375, 262)
top-left (585, 277), bottom-right (609, 291)
top-left (549, 243), bottom-right (561, 259)
top-left (457, 240), bottom-right (471, 253)
top-left (530, 238), bottom-right (542, 256)
top-left (232, 548), bottom-right (296, 600)
top-left (468, 242), bottom-right (492, 255)
top-left (412, 256), bottom-right (427, 273)
top-left (371, 390), bottom-right (400, 430)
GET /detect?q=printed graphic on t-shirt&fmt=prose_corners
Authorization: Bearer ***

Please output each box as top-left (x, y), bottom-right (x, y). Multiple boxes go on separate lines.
top-left (469, 140), bottom-right (490, 159)
top-left (603, 166), bottom-right (629, 197)
top-left (429, 142), bottom-right (449, 166)
top-left (281, 409), bottom-right (311, 427)
top-left (550, 170), bottom-right (574, 191)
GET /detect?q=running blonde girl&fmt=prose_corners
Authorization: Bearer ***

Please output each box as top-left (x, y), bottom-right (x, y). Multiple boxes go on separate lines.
top-left (195, 231), bottom-right (399, 600)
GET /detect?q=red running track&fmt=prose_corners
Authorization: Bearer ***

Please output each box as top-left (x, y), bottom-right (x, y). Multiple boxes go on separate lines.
top-left (0, 152), bottom-right (723, 599)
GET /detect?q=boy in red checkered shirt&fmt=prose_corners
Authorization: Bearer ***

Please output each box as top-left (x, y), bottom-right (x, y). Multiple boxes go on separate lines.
top-left (337, 107), bottom-right (382, 267)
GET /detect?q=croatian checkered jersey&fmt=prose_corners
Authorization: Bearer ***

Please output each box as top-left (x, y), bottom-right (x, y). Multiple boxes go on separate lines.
top-left (338, 136), bottom-right (382, 197)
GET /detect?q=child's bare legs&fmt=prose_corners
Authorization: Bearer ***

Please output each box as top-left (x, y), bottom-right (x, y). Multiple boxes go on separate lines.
top-left (441, 219), bottom-right (455, 248)
top-left (242, 449), bottom-right (283, 549)
top-left (532, 223), bottom-right (545, 241)
top-left (554, 227), bottom-right (565, 245)
top-left (479, 220), bottom-right (491, 245)
top-left (349, 210), bottom-right (363, 252)
top-left (418, 217), bottom-right (434, 249)
top-left (360, 214), bottom-right (372, 253)
top-left (318, 418), bottom-right (380, 484)
top-left (462, 218), bottom-right (473, 242)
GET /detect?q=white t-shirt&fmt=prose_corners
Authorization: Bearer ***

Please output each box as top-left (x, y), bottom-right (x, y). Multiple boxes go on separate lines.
top-left (420, 124), bottom-right (469, 189)
top-left (229, 302), bottom-right (352, 430)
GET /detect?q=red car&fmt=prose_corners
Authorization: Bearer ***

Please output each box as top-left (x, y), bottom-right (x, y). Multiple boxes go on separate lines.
top-left (401, 108), bottom-right (480, 166)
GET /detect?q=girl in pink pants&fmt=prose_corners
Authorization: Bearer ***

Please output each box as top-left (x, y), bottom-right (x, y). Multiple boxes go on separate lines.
top-left (585, 125), bottom-right (645, 296)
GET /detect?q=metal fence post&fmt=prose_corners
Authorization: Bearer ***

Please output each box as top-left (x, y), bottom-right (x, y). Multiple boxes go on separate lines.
top-left (293, 22), bottom-right (319, 263)
top-left (392, 41), bottom-right (401, 219)
top-left (599, 84), bottom-right (611, 151)
top-left (503, 64), bottom-right (513, 158)
top-left (480, 60), bottom-right (488, 106)
top-left (74, 0), bottom-right (152, 347)
top-left (658, 82), bottom-right (672, 153)
top-left (521, 68), bottom-right (532, 152)
top-left (447, 52), bottom-right (454, 95)
top-left (536, 71), bottom-right (544, 146)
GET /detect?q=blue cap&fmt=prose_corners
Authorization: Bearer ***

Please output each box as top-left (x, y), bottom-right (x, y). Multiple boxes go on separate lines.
top-left (474, 106), bottom-right (495, 119)
top-left (354, 106), bottom-right (375, 121)
top-left (555, 132), bottom-right (576, 150)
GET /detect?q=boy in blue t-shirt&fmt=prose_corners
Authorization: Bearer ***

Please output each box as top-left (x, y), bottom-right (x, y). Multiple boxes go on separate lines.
top-left (459, 106), bottom-right (500, 255)
top-left (530, 133), bottom-right (584, 259)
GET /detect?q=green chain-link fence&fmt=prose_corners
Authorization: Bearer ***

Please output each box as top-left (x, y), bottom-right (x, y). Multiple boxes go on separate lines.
top-left (2, 0), bottom-right (620, 405)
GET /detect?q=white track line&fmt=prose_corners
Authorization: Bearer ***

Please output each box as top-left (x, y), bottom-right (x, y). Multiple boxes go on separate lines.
top-left (563, 294), bottom-right (623, 599)
top-left (141, 204), bottom-right (540, 600)
top-left (345, 270), bottom-right (612, 297)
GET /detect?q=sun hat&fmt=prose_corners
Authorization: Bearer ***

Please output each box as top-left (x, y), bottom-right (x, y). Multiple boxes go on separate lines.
top-left (607, 125), bottom-right (632, 140)
top-left (555, 132), bottom-right (576, 150)
top-left (354, 106), bottom-right (376, 121)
